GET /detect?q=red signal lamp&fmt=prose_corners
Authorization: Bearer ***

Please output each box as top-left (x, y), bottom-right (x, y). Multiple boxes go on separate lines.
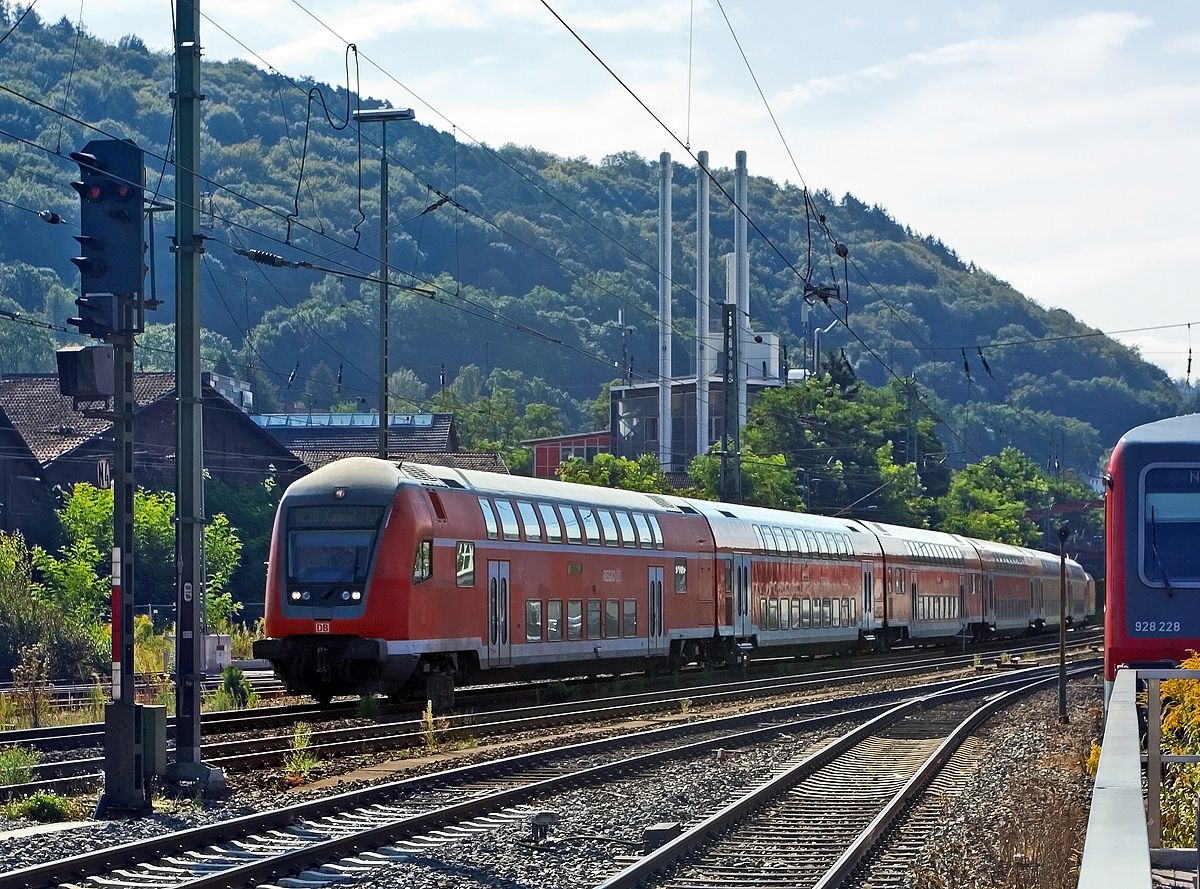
top-left (71, 181), bottom-right (104, 202)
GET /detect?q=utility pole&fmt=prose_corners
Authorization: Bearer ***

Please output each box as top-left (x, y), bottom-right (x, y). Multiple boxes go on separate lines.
top-left (720, 303), bottom-right (741, 503)
top-left (1058, 525), bottom-right (1070, 722)
top-left (351, 107), bottom-right (416, 459)
top-left (169, 0), bottom-right (224, 793)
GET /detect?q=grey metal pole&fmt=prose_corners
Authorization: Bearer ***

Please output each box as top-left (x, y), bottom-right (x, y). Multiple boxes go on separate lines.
top-left (169, 0), bottom-right (224, 793)
top-left (1058, 525), bottom-right (1070, 722)
top-left (379, 121), bottom-right (389, 459)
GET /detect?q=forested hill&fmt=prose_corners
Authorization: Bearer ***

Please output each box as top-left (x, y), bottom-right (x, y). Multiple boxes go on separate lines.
top-left (0, 7), bottom-right (1182, 475)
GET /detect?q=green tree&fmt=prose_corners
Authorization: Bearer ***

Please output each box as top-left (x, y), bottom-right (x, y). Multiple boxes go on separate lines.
top-left (688, 445), bottom-right (802, 510)
top-left (559, 453), bottom-right (671, 493)
top-left (937, 447), bottom-right (1049, 546)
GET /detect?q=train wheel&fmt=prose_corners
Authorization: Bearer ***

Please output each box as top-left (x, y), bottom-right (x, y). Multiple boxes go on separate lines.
top-left (314, 688), bottom-right (333, 706)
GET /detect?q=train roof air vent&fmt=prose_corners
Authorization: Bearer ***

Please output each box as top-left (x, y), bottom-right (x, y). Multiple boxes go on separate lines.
top-left (677, 504), bottom-right (700, 515)
top-left (647, 495), bottom-right (682, 512)
top-left (400, 464), bottom-right (448, 487)
top-left (719, 510), bottom-right (737, 518)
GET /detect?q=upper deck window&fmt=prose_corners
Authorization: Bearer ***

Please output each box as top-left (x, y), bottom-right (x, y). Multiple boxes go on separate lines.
top-left (579, 508), bottom-right (601, 545)
top-left (1142, 466), bottom-right (1200, 586)
top-left (647, 514), bottom-right (664, 548)
top-left (615, 511), bottom-right (637, 547)
top-left (495, 500), bottom-right (520, 541)
top-left (517, 501), bottom-right (541, 541)
top-left (597, 509), bottom-right (619, 546)
top-left (539, 503), bottom-right (563, 543)
top-left (561, 506), bottom-right (583, 544)
top-left (479, 499), bottom-right (498, 540)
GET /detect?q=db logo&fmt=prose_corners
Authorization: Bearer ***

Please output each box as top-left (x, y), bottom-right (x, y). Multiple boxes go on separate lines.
top-left (314, 622), bottom-right (331, 633)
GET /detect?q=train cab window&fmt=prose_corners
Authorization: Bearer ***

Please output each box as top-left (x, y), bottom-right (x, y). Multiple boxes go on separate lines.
top-left (768, 598), bottom-right (780, 630)
top-left (580, 508), bottom-right (601, 545)
top-left (455, 541), bottom-right (475, 587)
top-left (597, 510), bottom-right (620, 546)
top-left (525, 600), bottom-right (542, 642)
top-left (412, 540), bottom-right (432, 584)
top-left (495, 500), bottom-right (520, 541)
top-left (479, 499), bottom-right (499, 540)
top-left (588, 599), bottom-right (602, 639)
top-left (647, 514), bottom-right (664, 549)
top-left (622, 599), bottom-right (637, 637)
top-left (517, 501), bottom-right (542, 542)
top-left (675, 557), bottom-right (688, 592)
top-left (615, 511), bottom-right (637, 547)
top-left (561, 506), bottom-right (583, 544)
top-left (567, 599), bottom-right (583, 640)
top-left (605, 599), bottom-right (620, 637)
top-left (633, 513), bottom-right (653, 549)
top-left (547, 600), bottom-right (563, 642)
top-left (539, 503), bottom-right (562, 543)
top-left (832, 597), bottom-right (841, 628)
top-left (1143, 467), bottom-right (1200, 585)
top-left (780, 597), bottom-right (790, 629)
top-left (782, 528), bottom-right (799, 556)
top-left (822, 598), bottom-right (833, 627)
top-left (801, 597), bottom-right (811, 628)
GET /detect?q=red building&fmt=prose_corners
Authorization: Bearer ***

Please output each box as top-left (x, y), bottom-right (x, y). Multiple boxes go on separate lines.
top-left (523, 430), bottom-right (611, 479)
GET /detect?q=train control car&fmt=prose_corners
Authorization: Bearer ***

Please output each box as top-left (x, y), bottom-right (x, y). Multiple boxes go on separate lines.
top-left (1105, 413), bottom-right (1200, 699)
top-left (254, 457), bottom-right (1093, 702)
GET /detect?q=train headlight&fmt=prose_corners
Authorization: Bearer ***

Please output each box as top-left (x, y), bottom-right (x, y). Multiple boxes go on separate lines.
top-left (341, 590), bottom-right (351, 601)
top-left (351, 590), bottom-right (361, 601)
top-left (290, 590), bottom-right (301, 601)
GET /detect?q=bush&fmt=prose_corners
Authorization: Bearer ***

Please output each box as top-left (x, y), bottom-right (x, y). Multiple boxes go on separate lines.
top-left (0, 746), bottom-right (40, 785)
top-left (10, 793), bottom-right (71, 822)
top-left (219, 665), bottom-right (257, 709)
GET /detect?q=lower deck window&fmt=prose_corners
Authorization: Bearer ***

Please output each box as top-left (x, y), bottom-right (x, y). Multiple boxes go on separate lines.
top-left (605, 599), bottom-right (620, 638)
top-left (622, 599), bottom-right (637, 637)
top-left (567, 599), bottom-right (583, 640)
top-left (822, 598), bottom-right (832, 628)
top-left (547, 599), bottom-right (563, 642)
top-left (525, 600), bottom-right (542, 642)
top-left (588, 599), bottom-right (601, 639)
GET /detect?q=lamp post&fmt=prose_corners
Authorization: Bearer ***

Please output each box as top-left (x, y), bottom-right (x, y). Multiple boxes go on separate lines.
top-left (352, 106), bottom-right (415, 459)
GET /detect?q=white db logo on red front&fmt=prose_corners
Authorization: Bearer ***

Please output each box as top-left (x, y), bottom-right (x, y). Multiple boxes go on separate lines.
top-left (314, 622), bottom-right (331, 633)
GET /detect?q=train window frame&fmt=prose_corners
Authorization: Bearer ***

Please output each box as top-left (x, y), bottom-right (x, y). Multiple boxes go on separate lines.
top-left (842, 598), bottom-right (851, 625)
top-left (770, 527), bottom-right (785, 554)
top-left (813, 532), bottom-right (829, 558)
top-left (412, 539), bottom-right (432, 584)
top-left (780, 597), bottom-right (790, 629)
top-left (517, 501), bottom-right (542, 542)
top-left (802, 529), bottom-right (818, 556)
top-left (822, 597), bottom-right (832, 627)
top-left (547, 599), bottom-right (563, 642)
top-left (615, 511), bottom-right (637, 547)
top-left (561, 506), bottom-right (583, 544)
top-left (494, 500), bottom-right (520, 541)
top-left (782, 527), bottom-right (799, 556)
top-left (647, 514), bottom-right (664, 548)
top-left (759, 598), bottom-right (767, 627)
top-left (587, 599), bottom-right (602, 639)
top-left (605, 599), bottom-right (620, 637)
top-left (832, 597), bottom-right (841, 628)
top-left (597, 510), bottom-right (620, 547)
top-left (675, 557), bottom-right (688, 592)
top-left (567, 599), bottom-right (583, 640)
top-left (753, 525), bottom-right (767, 552)
top-left (538, 503), bottom-right (563, 543)
top-left (768, 598), bottom-right (780, 630)
top-left (455, 541), bottom-right (475, 587)
top-left (622, 599), bottom-right (637, 637)
top-left (579, 508), bottom-right (601, 545)
top-left (479, 499), bottom-right (499, 540)
top-left (724, 558), bottom-right (734, 592)
top-left (525, 600), bottom-right (542, 642)
top-left (633, 513), bottom-right (653, 549)
top-left (801, 597), bottom-right (811, 628)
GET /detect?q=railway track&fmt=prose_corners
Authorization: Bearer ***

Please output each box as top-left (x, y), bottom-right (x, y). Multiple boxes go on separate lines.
top-left (0, 635), bottom-right (1100, 800)
top-left (598, 666), bottom-right (1094, 889)
top-left (0, 662), bottom-right (1098, 889)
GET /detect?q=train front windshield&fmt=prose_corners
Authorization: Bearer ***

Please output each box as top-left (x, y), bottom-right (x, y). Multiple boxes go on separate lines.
top-left (1143, 468), bottom-right (1200, 586)
top-left (287, 505), bottom-right (384, 597)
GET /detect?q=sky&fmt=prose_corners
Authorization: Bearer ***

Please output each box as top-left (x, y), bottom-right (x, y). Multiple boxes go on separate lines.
top-left (25, 0), bottom-right (1200, 380)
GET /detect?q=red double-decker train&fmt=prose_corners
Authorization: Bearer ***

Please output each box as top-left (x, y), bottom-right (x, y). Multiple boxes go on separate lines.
top-left (255, 457), bottom-right (1093, 702)
top-left (1104, 413), bottom-right (1200, 701)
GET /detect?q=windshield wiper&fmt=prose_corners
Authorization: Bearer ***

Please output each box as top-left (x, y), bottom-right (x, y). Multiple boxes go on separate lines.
top-left (1150, 506), bottom-right (1174, 597)
top-left (322, 552), bottom-right (360, 601)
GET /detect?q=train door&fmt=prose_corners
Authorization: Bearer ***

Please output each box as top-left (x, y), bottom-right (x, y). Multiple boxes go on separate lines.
top-left (733, 553), bottom-right (753, 637)
top-left (647, 566), bottom-right (666, 657)
top-left (487, 561), bottom-right (511, 667)
top-left (860, 562), bottom-right (875, 631)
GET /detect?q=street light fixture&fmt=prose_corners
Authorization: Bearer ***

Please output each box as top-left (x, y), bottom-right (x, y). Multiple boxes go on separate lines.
top-left (352, 105), bottom-right (416, 459)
